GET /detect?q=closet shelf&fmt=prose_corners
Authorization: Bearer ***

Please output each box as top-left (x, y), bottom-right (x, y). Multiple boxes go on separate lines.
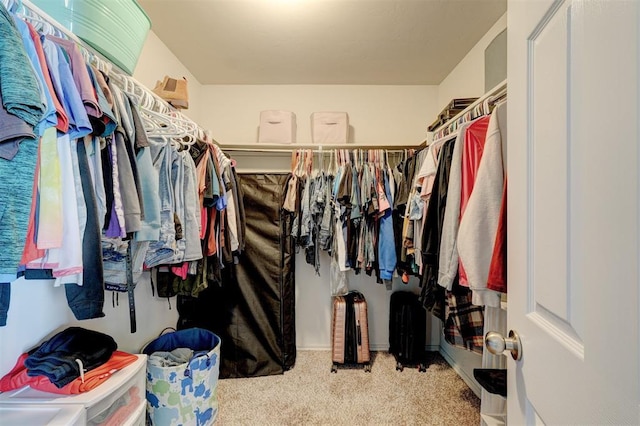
top-left (427, 79), bottom-right (507, 142)
top-left (220, 141), bottom-right (426, 152)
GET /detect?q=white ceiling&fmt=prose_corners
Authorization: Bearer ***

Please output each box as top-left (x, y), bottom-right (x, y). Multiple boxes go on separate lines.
top-left (138, 0), bottom-right (506, 85)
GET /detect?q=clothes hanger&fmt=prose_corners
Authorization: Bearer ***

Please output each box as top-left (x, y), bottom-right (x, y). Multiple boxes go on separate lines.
top-left (307, 149), bottom-right (314, 177)
top-left (295, 149), bottom-right (305, 177)
top-left (140, 108), bottom-right (179, 136)
top-left (170, 112), bottom-right (200, 148)
top-left (290, 151), bottom-right (298, 174)
top-left (86, 51), bottom-right (111, 76)
top-left (7, 0), bottom-right (23, 14)
top-left (18, 11), bottom-right (56, 37)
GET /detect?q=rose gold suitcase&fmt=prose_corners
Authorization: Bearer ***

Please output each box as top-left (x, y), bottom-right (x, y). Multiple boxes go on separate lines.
top-left (331, 291), bottom-right (371, 372)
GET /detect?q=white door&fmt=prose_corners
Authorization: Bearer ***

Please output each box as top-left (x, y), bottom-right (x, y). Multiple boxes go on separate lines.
top-left (508, 0), bottom-right (639, 424)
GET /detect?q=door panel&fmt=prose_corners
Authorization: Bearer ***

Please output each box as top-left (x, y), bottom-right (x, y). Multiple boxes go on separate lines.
top-left (508, 0), bottom-right (639, 424)
top-left (530, 0), bottom-right (571, 325)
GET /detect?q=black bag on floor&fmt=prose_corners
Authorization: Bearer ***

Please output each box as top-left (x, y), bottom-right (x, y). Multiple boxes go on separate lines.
top-left (389, 291), bottom-right (427, 372)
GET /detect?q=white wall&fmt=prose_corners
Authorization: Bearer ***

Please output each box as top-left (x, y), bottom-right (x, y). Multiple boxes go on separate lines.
top-left (0, 30), bottom-right (190, 377)
top-left (437, 12), bottom-right (507, 113)
top-left (199, 85), bottom-right (438, 145)
top-left (296, 252), bottom-right (441, 351)
top-left (133, 30), bottom-right (204, 124)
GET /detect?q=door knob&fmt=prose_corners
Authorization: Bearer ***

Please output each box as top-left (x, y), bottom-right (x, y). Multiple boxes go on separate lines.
top-left (485, 330), bottom-right (522, 361)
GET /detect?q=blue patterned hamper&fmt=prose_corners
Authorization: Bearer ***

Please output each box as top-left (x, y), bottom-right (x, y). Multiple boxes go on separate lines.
top-left (142, 328), bottom-right (221, 426)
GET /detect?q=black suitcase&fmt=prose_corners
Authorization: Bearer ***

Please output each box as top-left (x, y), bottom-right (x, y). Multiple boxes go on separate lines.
top-left (389, 291), bottom-right (427, 372)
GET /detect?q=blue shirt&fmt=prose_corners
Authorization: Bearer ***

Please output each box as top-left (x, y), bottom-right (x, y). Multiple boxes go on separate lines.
top-left (12, 15), bottom-right (56, 136)
top-left (42, 39), bottom-right (91, 140)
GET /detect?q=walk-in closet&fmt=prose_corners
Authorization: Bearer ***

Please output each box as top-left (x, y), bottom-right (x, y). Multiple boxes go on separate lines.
top-left (0, 0), bottom-right (638, 425)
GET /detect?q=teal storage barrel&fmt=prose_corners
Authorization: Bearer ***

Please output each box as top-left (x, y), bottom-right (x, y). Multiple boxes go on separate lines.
top-left (30, 0), bottom-right (151, 75)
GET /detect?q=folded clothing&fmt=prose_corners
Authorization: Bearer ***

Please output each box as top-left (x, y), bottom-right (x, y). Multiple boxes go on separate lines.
top-left (24, 327), bottom-right (117, 388)
top-left (91, 386), bottom-right (141, 426)
top-left (0, 350), bottom-right (137, 395)
top-left (148, 347), bottom-right (194, 368)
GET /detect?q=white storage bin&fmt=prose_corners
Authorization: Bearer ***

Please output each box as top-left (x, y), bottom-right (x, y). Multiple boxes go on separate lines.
top-left (0, 354), bottom-right (146, 425)
top-left (0, 403), bottom-right (86, 426)
top-left (258, 110), bottom-right (296, 144)
top-left (120, 399), bottom-right (146, 426)
top-left (311, 112), bottom-right (349, 144)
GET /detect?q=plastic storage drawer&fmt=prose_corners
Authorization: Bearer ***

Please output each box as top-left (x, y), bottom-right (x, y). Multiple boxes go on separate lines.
top-left (0, 354), bottom-right (146, 425)
top-left (123, 399), bottom-right (147, 426)
top-left (0, 403), bottom-right (86, 425)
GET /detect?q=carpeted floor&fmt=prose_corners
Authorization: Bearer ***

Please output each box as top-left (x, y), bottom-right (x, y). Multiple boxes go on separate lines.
top-left (216, 351), bottom-right (480, 425)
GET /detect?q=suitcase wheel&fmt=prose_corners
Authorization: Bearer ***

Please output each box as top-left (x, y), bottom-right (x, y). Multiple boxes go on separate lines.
top-left (331, 364), bottom-right (338, 373)
top-left (418, 363), bottom-right (427, 373)
top-left (396, 362), bottom-right (404, 372)
top-left (364, 364), bottom-right (372, 373)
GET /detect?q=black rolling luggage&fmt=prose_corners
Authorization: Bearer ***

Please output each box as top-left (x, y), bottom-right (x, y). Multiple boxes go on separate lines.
top-left (389, 291), bottom-right (427, 372)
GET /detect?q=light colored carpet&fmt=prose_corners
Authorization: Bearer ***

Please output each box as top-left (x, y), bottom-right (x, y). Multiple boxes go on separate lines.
top-left (216, 351), bottom-right (480, 425)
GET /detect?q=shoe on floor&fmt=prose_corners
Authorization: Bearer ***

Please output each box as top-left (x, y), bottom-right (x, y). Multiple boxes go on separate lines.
top-left (473, 368), bottom-right (506, 397)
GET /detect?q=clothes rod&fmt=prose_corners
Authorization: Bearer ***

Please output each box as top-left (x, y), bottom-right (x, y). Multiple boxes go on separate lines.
top-left (18, 0), bottom-right (124, 75)
top-left (220, 144), bottom-right (425, 153)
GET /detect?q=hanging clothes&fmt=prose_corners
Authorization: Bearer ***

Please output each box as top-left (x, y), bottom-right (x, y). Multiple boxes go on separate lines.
top-left (0, 2), bottom-right (244, 328)
top-left (457, 102), bottom-right (507, 307)
top-left (393, 154), bottom-right (417, 278)
top-left (289, 149), bottom-right (400, 290)
top-left (457, 116), bottom-right (491, 287)
top-left (0, 3), bottom-right (45, 286)
top-left (177, 173), bottom-right (296, 379)
top-left (437, 121), bottom-right (473, 291)
top-left (419, 95), bottom-right (508, 354)
top-left (419, 137), bottom-right (456, 315)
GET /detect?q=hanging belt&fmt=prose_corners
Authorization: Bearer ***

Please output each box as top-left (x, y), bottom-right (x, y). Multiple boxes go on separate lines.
top-left (126, 243), bottom-right (137, 333)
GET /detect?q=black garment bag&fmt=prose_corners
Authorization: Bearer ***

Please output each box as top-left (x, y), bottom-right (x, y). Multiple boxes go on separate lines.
top-left (177, 173), bottom-right (296, 378)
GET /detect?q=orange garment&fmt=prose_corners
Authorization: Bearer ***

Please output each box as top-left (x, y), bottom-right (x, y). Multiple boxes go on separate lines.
top-left (171, 262), bottom-right (189, 280)
top-left (26, 22), bottom-right (68, 133)
top-left (487, 179), bottom-right (507, 293)
top-left (196, 149), bottom-right (210, 239)
top-left (103, 386), bottom-right (142, 425)
top-left (0, 351), bottom-right (137, 395)
top-left (19, 142), bottom-right (45, 266)
top-left (207, 207), bottom-right (218, 256)
top-left (458, 116), bottom-right (490, 287)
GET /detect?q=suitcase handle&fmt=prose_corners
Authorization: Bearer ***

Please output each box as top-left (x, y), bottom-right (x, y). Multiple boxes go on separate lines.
top-left (357, 321), bottom-right (362, 346)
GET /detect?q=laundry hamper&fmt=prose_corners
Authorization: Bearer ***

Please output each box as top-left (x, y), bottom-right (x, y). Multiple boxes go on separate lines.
top-left (141, 328), bottom-right (221, 426)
